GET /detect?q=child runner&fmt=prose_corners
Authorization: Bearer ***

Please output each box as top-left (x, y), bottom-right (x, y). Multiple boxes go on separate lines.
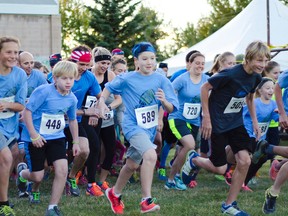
top-left (99, 42), bottom-right (178, 214)
top-left (0, 36), bottom-right (27, 216)
top-left (17, 61), bottom-right (80, 216)
top-left (182, 41), bottom-right (270, 215)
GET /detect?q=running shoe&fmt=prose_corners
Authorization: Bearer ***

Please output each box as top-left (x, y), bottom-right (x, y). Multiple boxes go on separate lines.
top-left (16, 162), bottom-right (28, 198)
top-left (157, 168), bottom-right (167, 181)
top-left (221, 202), bottom-right (250, 215)
top-left (269, 160), bottom-right (279, 181)
top-left (181, 150), bottom-right (199, 185)
top-left (164, 177), bottom-right (187, 191)
top-left (98, 181), bottom-right (109, 191)
top-left (45, 206), bottom-right (62, 216)
top-left (76, 171), bottom-right (88, 186)
top-left (105, 187), bottom-right (124, 214)
top-left (0, 205), bottom-right (15, 216)
top-left (65, 178), bottom-right (80, 196)
top-left (188, 180), bottom-right (197, 188)
top-left (215, 174), bottom-right (225, 181)
top-left (140, 198), bottom-right (160, 214)
top-left (241, 184), bottom-right (253, 192)
top-left (262, 187), bottom-right (278, 214)
top-left (29, 191), bottom-right (40, 204)
top-left (86, 183), bottom-right (104, 197)
top-left (251, 140), bottom-right (268, 164)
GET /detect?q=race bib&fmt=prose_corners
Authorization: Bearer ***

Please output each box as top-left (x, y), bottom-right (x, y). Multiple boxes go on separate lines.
top-left (0, 96), bottom-right (15, 119)
top-left (258, 122), bottom-right (269, 137)
top-left (84, 95), bottom-right (97, 108)
top-left (224, 97), bottom-right (245, 114)
top-left (104, 110), bottom-right (114, 120)
top-left (135, 105), bottom-right (158, 129)
top-left (40, 113), bottom-right (65, 134)
top-left (183, 103), bottom-right (201, 119)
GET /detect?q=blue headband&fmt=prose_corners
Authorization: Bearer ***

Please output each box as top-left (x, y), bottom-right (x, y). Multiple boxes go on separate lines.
top-left (132, 42), bottom-right (156, 58)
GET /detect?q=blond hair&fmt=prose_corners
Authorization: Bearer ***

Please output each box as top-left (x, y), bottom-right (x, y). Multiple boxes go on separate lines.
top-left (244, 41), bottom-right (270, 63)
top-left (210, 51), bottom-right (235, 74)
top-left (53, 61), bottom-right (78, 78)
top-left (92, 47), bottom-right (111, 60)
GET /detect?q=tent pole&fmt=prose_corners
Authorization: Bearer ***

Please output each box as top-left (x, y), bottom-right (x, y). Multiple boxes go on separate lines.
top-left (267, 0), bottom-right (271, 47)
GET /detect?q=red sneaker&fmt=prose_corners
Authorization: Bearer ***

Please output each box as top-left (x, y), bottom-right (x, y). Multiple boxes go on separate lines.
top-left (140, 198), bottom-right (160, 214)
top-left (188, 180), bottom-right (197, 188)
top-left (105, 187), bottom-right (124, 214)
top-left (269, 160), bottom-right (279, 181)
top-left (225, 171), bottom-right (232, 186)
top-left (241, 184), bottom-right (253, 192)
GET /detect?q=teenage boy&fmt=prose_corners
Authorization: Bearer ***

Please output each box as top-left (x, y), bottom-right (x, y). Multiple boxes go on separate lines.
top-left (0, 36), bottom-right (27, 216)
top-left (183, 41), bottom-right (270, 215)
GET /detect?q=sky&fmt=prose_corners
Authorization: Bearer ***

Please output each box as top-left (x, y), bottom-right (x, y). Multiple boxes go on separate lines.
top-left (142, 0), bottom-right (212, 28)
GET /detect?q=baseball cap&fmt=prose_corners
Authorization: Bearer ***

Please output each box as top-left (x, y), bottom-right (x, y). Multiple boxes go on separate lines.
top-left (112, 48), bottom-right (124, 56)
top-left (49, 53), bottom-right (62, 67)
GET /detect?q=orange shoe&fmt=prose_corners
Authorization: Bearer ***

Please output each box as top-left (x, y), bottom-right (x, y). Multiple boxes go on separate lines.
top-left (241, 184), bottom-right (253, 192)
top-left (105, 187), bottom-right (124, 214)
top-left (140, 198), bottom-right (160, 214)
top-left (98, 181), bottom-right (109, 191)
top-left (86, 183), bottom-right (104, 197)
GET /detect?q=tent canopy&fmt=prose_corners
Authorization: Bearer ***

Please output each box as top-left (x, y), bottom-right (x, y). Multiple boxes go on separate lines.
top-left (164, 0), bottom-right (288, 76)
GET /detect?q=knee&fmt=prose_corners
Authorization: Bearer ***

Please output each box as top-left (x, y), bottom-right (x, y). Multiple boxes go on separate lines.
top-left (32, 174), bottom-right (45, 183)
top-left (79, 148), bottom-right (90, 159)
top-left (0, 149), bottom-right (13, 167)
top-left (55, 166), bottom-right (68, 179)
top-left (143, 150), bottom-right (157, 164)
top-left (237, 156), bottom-right (251, 169)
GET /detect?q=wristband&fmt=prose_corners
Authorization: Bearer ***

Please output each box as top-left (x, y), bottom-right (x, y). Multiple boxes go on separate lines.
top-left (72, 141), bottom-right (79, 145)
top-left (31, 134), bottom-right (40, 142)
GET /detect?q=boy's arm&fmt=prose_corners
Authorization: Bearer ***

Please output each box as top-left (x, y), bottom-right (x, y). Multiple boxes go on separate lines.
top-left (97, 88), bottom-right (111, 117)
top-left (201, 82), bottom-right (213, 140)
top-left (68, 119), bottom-right (80, 156)
top-left (155, 88), bottom-right (174, 113)
top-left (246, 93), bottom-right (260, 140)
top-left (23, 108), bottom-right (46, 147)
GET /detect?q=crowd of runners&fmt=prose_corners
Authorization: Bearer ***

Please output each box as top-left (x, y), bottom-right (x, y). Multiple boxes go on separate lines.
top-left (0, 36), bottom-right (288, 216)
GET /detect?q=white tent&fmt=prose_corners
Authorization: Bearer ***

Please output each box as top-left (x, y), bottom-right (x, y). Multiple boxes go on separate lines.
top-left (164, 0), bottom-right (288, 76)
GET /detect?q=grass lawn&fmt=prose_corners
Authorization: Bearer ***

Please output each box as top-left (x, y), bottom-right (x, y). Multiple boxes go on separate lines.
top-left (9, 146), bottom-right (288, 216)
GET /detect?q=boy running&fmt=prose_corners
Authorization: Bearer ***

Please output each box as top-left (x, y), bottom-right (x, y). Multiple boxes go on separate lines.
top-left (99, 42), bottom-right (178, 214)
top-left (17, 61), bottom-right (80, 216)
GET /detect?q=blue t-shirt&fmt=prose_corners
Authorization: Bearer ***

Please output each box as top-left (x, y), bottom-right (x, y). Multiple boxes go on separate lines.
top-left (47, 72), bottom-right (53, 83)
top-left (27, 69), bottom-right (47, 98)
top-left (243, 98), bottom-right (278, 140)
top-left (169, 69), bottom-right (187, 82)
top-left (278, 70), bottom-right (288, 114)
top-left (71, 70), bottom-right (101, 122)
top-left (208, 64), bottom-right (262, 133)
top-left (169, 72), bottom-right (209, 126)
top-left (105, 71), bottom-right (179, 141)
top-left (21, 84), bottom-right (77, 141)
top-left (0, 66), bottom-right (27, 139)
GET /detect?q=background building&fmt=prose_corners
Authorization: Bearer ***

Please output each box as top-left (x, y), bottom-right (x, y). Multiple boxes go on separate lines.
top-left (0, 0), bottom-right (61, 67)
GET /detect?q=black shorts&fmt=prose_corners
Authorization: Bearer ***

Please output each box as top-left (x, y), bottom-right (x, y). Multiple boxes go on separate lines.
top-left (168, 119), bottom-right (199, 141)
top-left (64, 122), bottom-right (87, 150)
top-left (209, 125), bottom-right (252, 167)
top-left (25, 138), bottom-right (66, 172)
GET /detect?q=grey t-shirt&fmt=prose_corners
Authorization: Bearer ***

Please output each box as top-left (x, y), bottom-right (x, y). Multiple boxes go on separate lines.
top-left (208, 64), bottom-right (261, 133)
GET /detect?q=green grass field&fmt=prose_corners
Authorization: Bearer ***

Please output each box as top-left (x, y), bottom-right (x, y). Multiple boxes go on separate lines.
top-left (9, 148), bottom-right (288, 216)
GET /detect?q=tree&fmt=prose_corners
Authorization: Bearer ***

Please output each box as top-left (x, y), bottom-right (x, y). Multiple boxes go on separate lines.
top-left (59, 0), bottom-right (91, 56)
top-left (79, 0), bottom-right (167, 68)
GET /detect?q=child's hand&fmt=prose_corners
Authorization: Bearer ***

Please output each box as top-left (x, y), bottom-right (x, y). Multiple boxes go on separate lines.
top-left (155, 88), bottom-right (166, 104)
top-left (72, 143), bottom-right (81, 156)
top-left (31, 134), bottom-right (46, 148)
